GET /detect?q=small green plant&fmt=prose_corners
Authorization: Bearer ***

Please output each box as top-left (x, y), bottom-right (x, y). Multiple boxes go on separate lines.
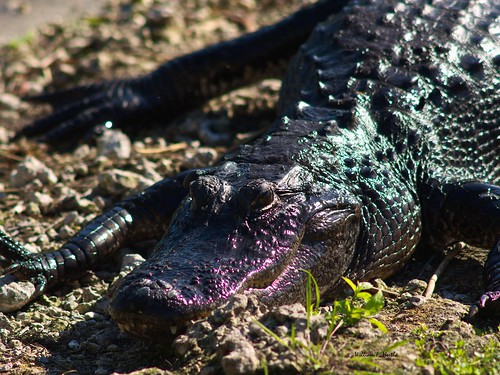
top-left (255, 274), bottom-right (389, 372)
top-left (302, 269), bottom-right (320, 330)
top-left (415, 338), bottom-right (500, 375)
top-left (6, 31), bottom-right (35, 49)
top-left (85, 16), bottom-right (108, 28)
top-left (261, 357), bottom-right (269, 375)
top-left (327, 277), bottom-right (387, 333)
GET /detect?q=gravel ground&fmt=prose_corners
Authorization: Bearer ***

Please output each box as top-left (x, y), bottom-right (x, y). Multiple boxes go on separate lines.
top-left (0, 1), bottom-right (499, 374)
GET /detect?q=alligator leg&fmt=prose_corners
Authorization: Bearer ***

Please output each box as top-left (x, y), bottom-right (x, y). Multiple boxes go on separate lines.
top-left (419, 180), bottom-right (500, 316)
top-left (17, 0), bottom-right (349, 143)
top-left (0, 170), bottom-right (191, 311)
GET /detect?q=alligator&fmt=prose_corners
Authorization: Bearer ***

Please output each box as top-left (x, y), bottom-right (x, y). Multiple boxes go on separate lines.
top-left (0, 0), bottom-right (499, 338)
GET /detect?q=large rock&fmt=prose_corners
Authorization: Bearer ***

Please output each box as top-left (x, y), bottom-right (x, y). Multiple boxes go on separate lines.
top-left (10, 156), bottom-right (58, 187)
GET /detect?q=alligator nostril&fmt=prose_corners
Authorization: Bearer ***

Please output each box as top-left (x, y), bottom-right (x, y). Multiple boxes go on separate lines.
top-left (189, 175), bottom-right (222, 210)
top-left (238, 179), bottom-right (275, 213)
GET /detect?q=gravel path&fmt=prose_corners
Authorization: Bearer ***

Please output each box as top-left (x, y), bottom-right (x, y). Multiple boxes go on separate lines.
top-left (0, 0), bottom-right (107, 43)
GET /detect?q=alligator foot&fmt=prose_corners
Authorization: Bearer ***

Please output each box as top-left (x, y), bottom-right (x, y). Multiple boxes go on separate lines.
top-left (0, 230), bottom-right (49, 312)
top-left (17, 79), bottom-right (157, 144)
top-left (471, 241), bottom-right (500, 319)
top-left (468, 291), bottom-right (500, 319)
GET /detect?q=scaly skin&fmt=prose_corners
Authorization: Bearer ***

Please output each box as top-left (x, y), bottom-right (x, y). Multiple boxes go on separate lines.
top-left (0, 0), bottom-right (499, 338)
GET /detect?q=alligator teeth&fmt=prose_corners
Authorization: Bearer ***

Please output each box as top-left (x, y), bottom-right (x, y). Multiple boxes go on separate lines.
top-left (170, 325), bottom-right (177, 335)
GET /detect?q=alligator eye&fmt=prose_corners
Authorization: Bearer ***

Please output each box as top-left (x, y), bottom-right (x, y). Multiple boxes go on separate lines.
top-left (189, 175), bottom-right (221, 210)
top-left (238, 180), bottom-right (275, 213)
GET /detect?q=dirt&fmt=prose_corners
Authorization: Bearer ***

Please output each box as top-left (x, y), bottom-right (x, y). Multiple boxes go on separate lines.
top-left (0, 0), bottom-right (498, 374)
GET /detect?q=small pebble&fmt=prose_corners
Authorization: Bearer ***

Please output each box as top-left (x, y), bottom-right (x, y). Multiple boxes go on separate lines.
top-left (98, 169), bottom-right (154, 195)
top-left (173, 335), bottom-right (192, 356)
top-left (219, 329), bottom-right (259, 375)
top-left (10, 156), bottom-right (58, 187)
top-left (409, 295), bottom-right (427, 307)
top-left (58, 225), bottom-right (76, 240)
top-left (406, 279), bottom-right (428, 292)
top-left (68, 340), bottom-right (80, 351)
top-left (120, 253), bottom-right (146, 273)
top-left (25, 191), bottom-right (54, 211)
top-left (97, 129), bottom-right (132, 159)
top-left (0, 275), bottom-right (36, 313)
top-left (181, 147), bottom-right (218, 169)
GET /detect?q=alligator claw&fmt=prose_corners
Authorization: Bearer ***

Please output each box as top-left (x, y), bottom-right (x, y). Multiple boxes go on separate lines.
top-left (468, 304), bottom-right (479, 319)
top-left (0, 231), bottom-right (50, 312)
top-left (468, 291), bottom-right (500, 319)
top-left (17, 78), bottom-right (158, 144)
top-left (22, 81), bottom-right (109, 108)
top-left (480, 291), bottom-right (500, 307)
top-left (0, 263), bottom-right (22, 276)
top-left (0, 230), bottom-right (50, 299)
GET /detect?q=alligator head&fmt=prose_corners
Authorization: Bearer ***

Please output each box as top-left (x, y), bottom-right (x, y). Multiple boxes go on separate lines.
top-left (109, 161), bottom-right (361, 337)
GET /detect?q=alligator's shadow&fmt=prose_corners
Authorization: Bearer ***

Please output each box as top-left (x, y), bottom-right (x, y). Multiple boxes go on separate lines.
top-left (27, 295), bottom-right (178, 374)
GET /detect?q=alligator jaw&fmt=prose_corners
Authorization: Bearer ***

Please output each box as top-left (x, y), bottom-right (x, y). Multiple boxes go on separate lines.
top-left (108, 200), bottom-right (359, 338)
top-left (108, 236), bottom-right (303, 338)
top-left (108, 256), bottom-right (298, 339)
top-left (115, 319), bottom-right (187, 339)
top-left (249, 207), bottom-right (361, 306)
top-left (107, 208), bottom-right (307, 338)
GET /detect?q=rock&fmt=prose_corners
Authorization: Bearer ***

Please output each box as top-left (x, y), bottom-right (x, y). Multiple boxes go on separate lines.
top-left (0, 275), bottom-right (36, 313)
top-left (120, 253), bottom-right (146, 274)
top-left (97, 129), bottom-right (132, 159)
top-left (421, 365), bottom-right (435, 375)
top-left (25, 202), bottom-right (41, 216)
top-left (73, 162), bottom-right (89, 176)
top-left (271, 303), bottom-right (307, 323)
top-left (133, 158), bottom-right (163, 182)
top-left (74, 144), bottom-right (91, 159)
top-left (221, 294), bottom-right (248, 317)
top-left (98, 169), bottom-right (154, 195)
top-left (405, 279), bottom-right (428, 293)
top-left (188, 320), bottom-right (213, 340)
top-left (409, 295), bottom-right (427, 307)
top-left (0, 93), bottom-right (21, 110)
top-left (309, 315), bottom-right (330, 344)
top-left (199, 366), bottom-right (217, 375)
top-left (25, 191), bottom-right (54, 212)
top-left (62, 211), bottom-right (80, 226)
top-left (58, 225), bottom-right (76, 240)
top-left (68, 340), bottom-right (81, 351)
top-left (181, 147), bottom-right (218, 169)
top-left (0, 126), bottom-right (11, 144)
top-left (219, 329), bottom-right (259, 375)
top-left (146, 5), bottom-right (174, 27)
top-left (10, 156), bottom-right (58, 187)
top-left (345, 319), bottom-right (383, 339)
top-left (172, 335), bottom-right (192, 356)
top-left (198, 118), bottom-right (232, 145)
